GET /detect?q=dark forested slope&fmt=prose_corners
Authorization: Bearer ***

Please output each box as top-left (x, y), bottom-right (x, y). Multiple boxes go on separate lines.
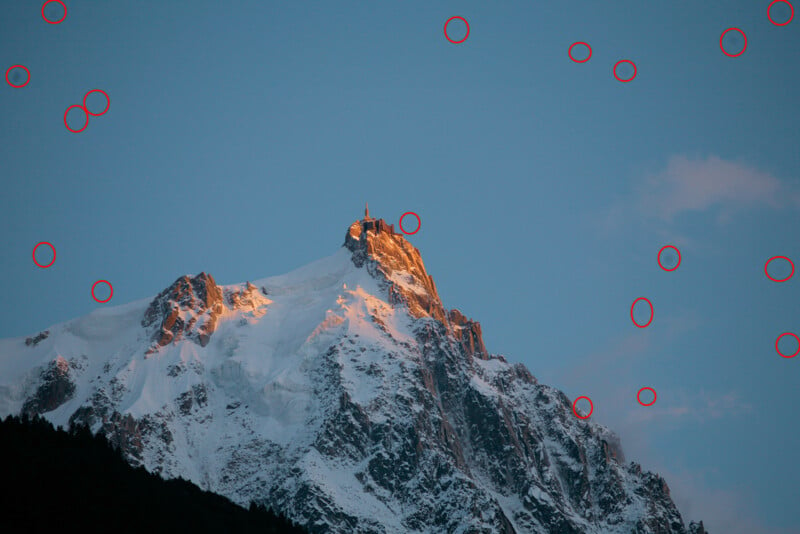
top-left (0, 414), bottom-right (307, 534)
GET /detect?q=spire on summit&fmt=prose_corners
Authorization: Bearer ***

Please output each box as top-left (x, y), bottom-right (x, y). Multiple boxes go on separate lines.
top-left (365, 202), bottom-right (371, 220)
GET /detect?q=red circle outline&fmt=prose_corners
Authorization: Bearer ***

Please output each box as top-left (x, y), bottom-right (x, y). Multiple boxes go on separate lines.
top-left (657, 245), bottom-right (681, 272)
top-left (631, 297), bottom-right (654, 328)
top-left (765, 256), bottom-right (794, 282)
top-left (5, 65), bottom-right (31, 88)
top-left (613, 59), bottom-right (637, 82)
top-left (91, 280), bottom-right (113, 303)
top-left (42, 0), bottom-right (67, 24)
top-left (32, 242), bottom-right (56, 268)
top-left (572, 396), bottom-right (594, 419)
top-left (637, 387), bottom-right (657, 406)
top-left (444, 16), bottom-right (470, 44)
top-left (720, 28), bottom-right (747, 57)
top-left (568, 42), bottom-right (592, 63)
top-left (83, 89), bottom-right (110, 116)
top-left (64, 104), bottom-right (89, 133)
top-left (768, 0), bottom-right (794, 26)
top-left (399, 212), bottom-right (421, 235)
top-left (776, 333), bottom-right (800, 358)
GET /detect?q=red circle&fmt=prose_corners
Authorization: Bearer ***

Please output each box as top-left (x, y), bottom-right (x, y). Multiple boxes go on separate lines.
top-left (631, 297), bottom-right (653, 328)
top-left (91, 280), bottom-right (113, 303)
top-left (83, 89), bottom-right (110, 116)
top-left (720, 28), bottom-right (747, 57)
top-left (572, 396), bottom-right (593, 419)
top-left (637, 387), bottom-right (657, 406)
top-left (5, 65), bottom-right (31, 88)
top-left (568, 42), bottom-right (592, 63)
top-left (42, 0), bottom-right (67, 24)
top-left (399, 212), bottom-right (421, 235)
top-left (768, 0), bottom-right (794, 26)
top-left (444, 16), bottom-right (469, 44)
top-left (765, 256), bottom-right (794, 282)
top-left (64, 104), bottom-right (89, 133)
top-left (32, 242), bottom-right (56, 268)
top-left (657, 245), bottom-right (681, 272)
top-left (613, 59), bottom-right (637, 82)
top-left (776, 333), bottom-right (800, 358)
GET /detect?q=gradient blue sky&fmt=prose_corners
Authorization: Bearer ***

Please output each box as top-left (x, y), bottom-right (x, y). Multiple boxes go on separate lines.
top-left (2, 1), bottom-right (799, 531)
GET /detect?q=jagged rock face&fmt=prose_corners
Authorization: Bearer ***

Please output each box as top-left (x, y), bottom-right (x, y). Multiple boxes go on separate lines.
top-left (141, 275), bottom-right (271, 355)
top-left (142, 272), bottom-right (226, 351)
top-left (345, 218), bottom-right (447, 325)
top-left (447, 308), bottom-right (488, 359)
top-left (21, 356), bottom-right (75, 416)
top-left (1, 215), bottom-right (706, 533)
top-left (345, 217), bottom-right (488, 360)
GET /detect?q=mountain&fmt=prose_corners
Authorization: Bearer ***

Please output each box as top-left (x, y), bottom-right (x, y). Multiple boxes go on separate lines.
top-left (0, 413), bottom-right (307, 534)
top-left (0, 208), bottom-right (707, 533)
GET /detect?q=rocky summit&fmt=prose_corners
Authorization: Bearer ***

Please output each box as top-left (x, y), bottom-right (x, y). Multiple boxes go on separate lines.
top-left (0, 208), bottom-right (706, 533)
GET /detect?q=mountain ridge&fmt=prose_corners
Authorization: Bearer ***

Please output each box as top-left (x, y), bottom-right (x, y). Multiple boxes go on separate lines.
top-left (0, 210), bottom-right (707, 533)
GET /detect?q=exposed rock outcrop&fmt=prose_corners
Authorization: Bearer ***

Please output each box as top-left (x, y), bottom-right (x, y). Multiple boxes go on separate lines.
top-left (344, 214), bottom-right (489, 361)
top-left (344, 217), bottom-right (447, 324)
top-left (25, 330), bottom-right (49, 347)
top-left (21, 356), bottom-right (75, 416)
top-left (448, 308), bottom-right (488, 359)
top-left (142, 275), bottom-right (271, 355)
top-left (142, 272), bottom-right (225, 352)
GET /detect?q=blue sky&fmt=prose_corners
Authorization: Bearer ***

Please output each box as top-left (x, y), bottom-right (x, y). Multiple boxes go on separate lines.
top-left (2, 1), bottom-right (799, 531)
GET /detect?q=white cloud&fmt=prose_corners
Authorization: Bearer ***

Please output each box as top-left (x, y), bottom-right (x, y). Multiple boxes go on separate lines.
top-left (636, 155), bottom-right (791, 221)
top-left (600, 154), bottom-right (800, 233)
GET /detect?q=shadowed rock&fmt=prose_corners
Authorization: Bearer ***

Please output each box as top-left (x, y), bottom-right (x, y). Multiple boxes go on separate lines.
top-left (25, 330), bottom-right (49, 347)
top-left (21, 356), bottom-right (75, 416)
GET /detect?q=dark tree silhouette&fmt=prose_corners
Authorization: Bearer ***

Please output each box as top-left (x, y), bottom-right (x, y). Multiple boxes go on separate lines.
top-left (0, 414), bottom-right (307, 534)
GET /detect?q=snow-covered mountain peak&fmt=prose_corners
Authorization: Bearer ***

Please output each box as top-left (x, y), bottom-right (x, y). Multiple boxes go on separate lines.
top-left (0, 212), bottom-right (707, 533)
top-left (343, 210), bottom-right (487, 361)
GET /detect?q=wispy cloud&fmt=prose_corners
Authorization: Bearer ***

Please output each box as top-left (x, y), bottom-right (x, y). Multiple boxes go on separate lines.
top-left (555, 308), bottom-right (702, 387)
top-left (660, 467), bottom-right (798, 534)
top-left (558, 330), bottom-right (651, 385)
top-left (624, 389), bottom-right (754, 424)
top-left (600, 154), bottom-right (800, 233)
top-left (635, 155), bottom-right (792, 221)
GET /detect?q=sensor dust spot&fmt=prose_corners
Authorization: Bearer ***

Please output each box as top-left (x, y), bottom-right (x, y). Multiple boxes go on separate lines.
top-left (443, 16), bottom-right (469, 44)
top-left (658, 245), bottom-right (681, 272)
top-left (765, 256), bottom-right (794, 282)
top-left (399, 212), bottom-right (421, 235)
top-left (32, 242), bottom-right (56, 268)
top-left (568, 42), bottom-right (592, 63)
top-left (776, 333), bottom-right (799, 358)
top-left (720, 28), bottom-right (747, 57)
top-left (83, 89), bottom-right (110, 116)
top-left (42, 0), bottom-right (67, 24)
top-left (613, 60), bottom-right (637, 82)
top-left (91, 280), bottom-right (113, 303)
top-left (5, 65), bottom-right (30, 88)
top-left (637, 387), bottom-right (657, 406)
top-left (64, 105), bottom-right (89, 133)
top-left (630, 297), bottom-right (653, 328)
top-left (768, 0), bottom-right (794, 26)
top-left (572, 396), bottom-right (593, 419)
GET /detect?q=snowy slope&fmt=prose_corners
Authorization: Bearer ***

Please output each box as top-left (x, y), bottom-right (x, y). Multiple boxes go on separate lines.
top-left (0, 214), bottom-right (706, 534)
